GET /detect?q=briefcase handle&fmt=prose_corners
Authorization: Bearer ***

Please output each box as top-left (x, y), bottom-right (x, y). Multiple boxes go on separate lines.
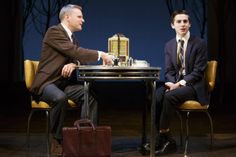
top-left (74, 119), bottom-right (95, 130)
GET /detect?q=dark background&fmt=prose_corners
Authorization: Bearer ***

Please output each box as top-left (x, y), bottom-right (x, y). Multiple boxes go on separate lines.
top-left (1, 0), bottom-right (236, 117)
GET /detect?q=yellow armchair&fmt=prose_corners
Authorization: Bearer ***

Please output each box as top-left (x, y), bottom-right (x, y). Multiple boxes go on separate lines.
top-left (177, 60), bottom-right (218, 155)
top-left (24, 60), bottom-right (80, 154)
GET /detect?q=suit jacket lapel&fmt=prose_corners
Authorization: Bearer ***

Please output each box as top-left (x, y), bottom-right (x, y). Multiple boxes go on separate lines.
top-left (171, 40), bottom-right (178, 69)
top-left (185, 36), bottom-right (193, 74)
top-left (58, 24), bottom-right (72, 42)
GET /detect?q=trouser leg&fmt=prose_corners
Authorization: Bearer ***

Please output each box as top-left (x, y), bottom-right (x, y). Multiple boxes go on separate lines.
top-left (64, 84), bottom-right (98, 125)
top-left (40, 84), bottom-right (67, 140)
top-left (155, 85), bottom-right (166, 130)
top-left (159, 86), bottom-right (196, 129)
top-left (88, 96), bottom-right (98, 125)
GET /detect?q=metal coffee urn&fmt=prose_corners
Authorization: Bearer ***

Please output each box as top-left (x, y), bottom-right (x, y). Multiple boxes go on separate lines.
top-left (108, 33), bottom-right (129, 65)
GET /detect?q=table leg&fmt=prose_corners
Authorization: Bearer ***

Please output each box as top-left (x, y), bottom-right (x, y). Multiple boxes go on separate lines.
top-left (141, 81), bottom-right (151, 145)
top-left (82, 81), bottom-right (90, 118)
top-left (141, 101), bottom-right (147, 145)
top-left (150, 80), bottom-right (156, 157)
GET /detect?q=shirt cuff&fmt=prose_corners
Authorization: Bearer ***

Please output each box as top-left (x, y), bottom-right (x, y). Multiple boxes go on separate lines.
top-left (97, 51), bottom-right (103, 61)
top-left (76, 60), bottom-right (80, 66)
top-left (179, 80), bottom-right (186, 86)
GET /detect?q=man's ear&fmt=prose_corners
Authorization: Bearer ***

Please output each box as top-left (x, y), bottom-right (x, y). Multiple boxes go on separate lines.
top-left (171, 23), bottom-right (175, 29)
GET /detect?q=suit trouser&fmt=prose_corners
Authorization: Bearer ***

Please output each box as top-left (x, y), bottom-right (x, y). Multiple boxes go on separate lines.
top-left (40, 83), bottom-right (97, 140)
top-left (156, 85), bottom-right (196, 130)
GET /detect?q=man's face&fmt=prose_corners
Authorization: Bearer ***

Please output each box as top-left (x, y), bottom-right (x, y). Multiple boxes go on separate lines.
top-left (67, 8), bottom-right (85, 32)
top-left (171, 14), bottom-right (191, 37)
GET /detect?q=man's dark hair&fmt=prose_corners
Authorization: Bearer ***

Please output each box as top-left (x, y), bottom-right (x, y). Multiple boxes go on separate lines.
top-left (170, 10), bottom-right (191, 24)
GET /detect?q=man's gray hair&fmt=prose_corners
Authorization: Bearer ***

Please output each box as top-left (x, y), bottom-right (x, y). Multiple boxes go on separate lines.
top-left (59, 4), bottom-right (82, 21)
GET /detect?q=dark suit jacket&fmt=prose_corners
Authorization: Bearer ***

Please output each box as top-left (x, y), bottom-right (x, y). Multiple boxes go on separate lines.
top-left (164, 35), bottom-right (209, 104)
top-left (30, 24), bottom-right (98, 96)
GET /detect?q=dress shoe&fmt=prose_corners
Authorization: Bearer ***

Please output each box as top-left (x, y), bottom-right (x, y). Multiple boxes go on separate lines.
top-left (138, 134), bottom-right (165, 155)
top-left (51, 138), bottom-right (62, 156)
top-left (155, 140), bottom-right (177, 156)
top-left (155, 132), bottom-right (177, 156)
top-left (138, 143), bottom-right (152, 155)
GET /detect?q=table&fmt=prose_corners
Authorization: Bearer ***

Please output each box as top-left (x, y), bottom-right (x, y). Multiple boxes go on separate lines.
top-left (76, 65), bottom-right (161, 157)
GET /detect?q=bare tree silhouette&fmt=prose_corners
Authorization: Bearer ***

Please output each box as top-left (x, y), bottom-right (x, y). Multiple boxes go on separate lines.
top-left (22, 0), bottom-right (88, 37)
top-left (21, 0), bottom-right (88, 57)
top-left (187, 0), bottom-right (207, 38)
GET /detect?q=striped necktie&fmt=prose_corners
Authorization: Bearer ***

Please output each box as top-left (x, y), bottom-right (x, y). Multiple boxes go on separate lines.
top-left (177, 39), bottom-right (184, 80)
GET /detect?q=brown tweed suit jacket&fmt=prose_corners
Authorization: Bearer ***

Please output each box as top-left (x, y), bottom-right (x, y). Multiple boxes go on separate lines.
top-left (30, 24), bottom-right (99, 96)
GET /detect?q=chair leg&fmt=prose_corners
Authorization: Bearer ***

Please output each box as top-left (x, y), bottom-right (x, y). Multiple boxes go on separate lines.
top-left (45, 111), bottom-right (50, 155)
top-left (26, 109), bottom-right (51, 156)
top-left (176, 111), bottom-right (183, 147)
top-left (184, 112), bottom-right (190, 156)
top-left (26, 110), bottom-right (35, 148)
top-left (205, 111), bottom-right (214, 148)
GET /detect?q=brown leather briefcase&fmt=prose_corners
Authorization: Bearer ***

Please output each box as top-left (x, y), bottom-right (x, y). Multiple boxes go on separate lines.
top-left (62, 119), bottom-right (111, 157)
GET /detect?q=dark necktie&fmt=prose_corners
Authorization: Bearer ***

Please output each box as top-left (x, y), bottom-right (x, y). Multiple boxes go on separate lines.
top-left (177, 39), bottom-right (184, 80)
top-left (71, 34), bottom-right (77, 44)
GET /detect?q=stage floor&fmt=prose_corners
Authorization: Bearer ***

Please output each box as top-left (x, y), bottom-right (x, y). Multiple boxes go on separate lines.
top-left (1, 108), bottom-right (236, 157)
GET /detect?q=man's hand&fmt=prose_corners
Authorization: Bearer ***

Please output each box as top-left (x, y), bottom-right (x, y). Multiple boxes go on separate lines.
top-left (101, 52), bottom-right (113, 65)
top-left (165, 82), bottom-right (181, 91)
top-left (61, 63), bottom-right (77, 78)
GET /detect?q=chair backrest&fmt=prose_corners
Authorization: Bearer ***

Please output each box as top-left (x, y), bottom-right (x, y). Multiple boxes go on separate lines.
top-left (24, 60), bottom-right (39, 90)
top-left (205, 60), bottom-right (218, 92)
